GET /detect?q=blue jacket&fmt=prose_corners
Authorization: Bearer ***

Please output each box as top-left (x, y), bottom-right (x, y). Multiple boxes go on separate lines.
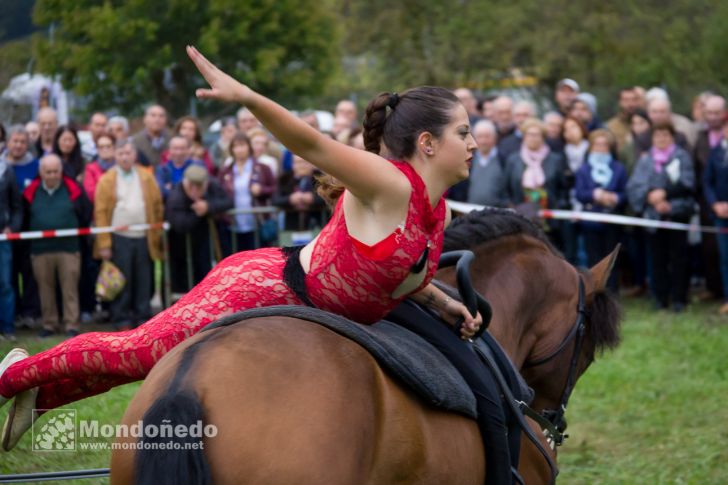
top-left (155, 159), bottom-right (204, 199)
top-left (575, 159), bottom-right (628, 230)
top-left (703, 143), bottom-right (728, 210)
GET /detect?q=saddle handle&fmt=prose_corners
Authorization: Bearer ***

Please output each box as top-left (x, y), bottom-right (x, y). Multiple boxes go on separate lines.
top-left (438, 250), bottom-right (492, 339)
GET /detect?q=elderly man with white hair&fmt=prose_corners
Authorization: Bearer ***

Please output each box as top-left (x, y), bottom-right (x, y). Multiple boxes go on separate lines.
top-left (236, 107), bottom-right (261, 134)
top-left (23, 154), bottom-right (91, 337)
top-left (466, 119), bottom-right (509, 207)
top-left (34, 107), bottom-right (58, 157)
top-left (646, 97), bottom-right (691, 150)
top-left (492, 95), bottom-right (521, 160)
top-left (1, 126), bottom-right (38, 191)
top-left (108, 116), bottom-right (130, 142)
top-left (94, 140), bottom-right (163, 330)
top-left (646, 89), bottom-right (697, 148)
top-left (513, 100), bottom-right (537, 127)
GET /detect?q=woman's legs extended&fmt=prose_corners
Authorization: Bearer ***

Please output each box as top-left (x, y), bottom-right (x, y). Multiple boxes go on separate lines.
top-left (0, 247), bottom-right (300, 410)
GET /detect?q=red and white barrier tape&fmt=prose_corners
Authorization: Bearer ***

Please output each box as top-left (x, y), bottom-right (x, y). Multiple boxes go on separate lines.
top-left (446, 200), bottom-right (728, 235)
top-left (3, 202), bottom-right (727, 240)
top-left (0, 222), bottom-right (170, 242)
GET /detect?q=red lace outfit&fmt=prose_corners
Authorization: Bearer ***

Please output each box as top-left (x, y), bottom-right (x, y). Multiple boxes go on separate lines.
top-left (0, 160), bottom-right (445, 410)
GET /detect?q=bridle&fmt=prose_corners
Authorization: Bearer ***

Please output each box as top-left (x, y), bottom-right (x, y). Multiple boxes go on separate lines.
top-left (519, 274), bottom-right (588, 448)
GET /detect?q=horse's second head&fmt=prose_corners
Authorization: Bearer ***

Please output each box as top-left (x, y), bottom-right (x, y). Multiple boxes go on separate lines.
top-left (439, 208), bottom-right (622, 417)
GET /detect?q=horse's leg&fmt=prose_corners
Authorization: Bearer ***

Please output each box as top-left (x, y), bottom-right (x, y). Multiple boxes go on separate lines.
top-left (113, 318), bottom-right (484, 484)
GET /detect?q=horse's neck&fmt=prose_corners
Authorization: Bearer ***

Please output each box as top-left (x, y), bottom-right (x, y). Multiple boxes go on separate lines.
top-left (471, 239), bottom-right (559, 368)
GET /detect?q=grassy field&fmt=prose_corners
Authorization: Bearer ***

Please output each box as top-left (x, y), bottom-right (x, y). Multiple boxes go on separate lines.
top-left (0, 297), bottom-right (726, 484)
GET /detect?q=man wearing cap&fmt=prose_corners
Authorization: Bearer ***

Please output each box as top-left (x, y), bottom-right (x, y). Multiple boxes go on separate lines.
top-left (166, 164), bottom-right (232, 293)
top-left (569, 92), bottom-right (603, 132)
top-left (555, 78), bottom-right (580, 116)
top-left (94, 139), bottom-right (163, 330)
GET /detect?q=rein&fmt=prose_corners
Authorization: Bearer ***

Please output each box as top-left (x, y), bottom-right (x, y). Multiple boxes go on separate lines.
top-left (521, 275), bottom-right (588, 447)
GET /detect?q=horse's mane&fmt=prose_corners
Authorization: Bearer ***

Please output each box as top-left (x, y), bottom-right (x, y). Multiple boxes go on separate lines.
top-left (443, 207), bottom-right (561, 256)
top-left (443, 207), bottom-right (621, 353)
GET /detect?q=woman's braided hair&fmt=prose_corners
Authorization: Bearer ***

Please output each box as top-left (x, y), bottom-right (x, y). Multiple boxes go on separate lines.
top-left (317, 86), bottom-right (459, 206)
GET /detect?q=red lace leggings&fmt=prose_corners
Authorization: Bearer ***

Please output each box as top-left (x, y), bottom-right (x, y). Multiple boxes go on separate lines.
top-left (0, 248), bottom-right (301, 410)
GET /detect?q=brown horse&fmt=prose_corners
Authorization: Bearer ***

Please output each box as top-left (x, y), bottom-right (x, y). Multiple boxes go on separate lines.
top-left (110, 208), bottom-right (621, 484)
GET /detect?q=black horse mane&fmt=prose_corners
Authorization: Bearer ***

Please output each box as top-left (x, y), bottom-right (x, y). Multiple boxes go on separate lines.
top-left (443, 207), bottom-right (621, 353)
top-left (443, 207), bottom-right (561, 256)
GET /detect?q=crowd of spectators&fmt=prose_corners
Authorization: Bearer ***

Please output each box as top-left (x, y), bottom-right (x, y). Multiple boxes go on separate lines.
top-left (0, 101), bottom-right (337, 339)
top-left (1, 81), bottom-right (728, 341)
top-left (450, 81), bottom-right (728, 315)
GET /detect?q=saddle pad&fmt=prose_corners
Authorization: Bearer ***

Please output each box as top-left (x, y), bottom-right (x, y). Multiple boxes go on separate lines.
top-left (203, 305), bottom-right (477, 419)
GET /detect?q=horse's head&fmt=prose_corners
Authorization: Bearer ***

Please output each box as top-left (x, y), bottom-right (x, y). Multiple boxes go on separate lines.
top-left (439, 208), bottom-right (622, 427)
top-left (519, 246), bottom-right (622, 425)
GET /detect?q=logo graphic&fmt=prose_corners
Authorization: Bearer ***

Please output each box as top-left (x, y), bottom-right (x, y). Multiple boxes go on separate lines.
top-left (32, 409), bottom-right (76, 451)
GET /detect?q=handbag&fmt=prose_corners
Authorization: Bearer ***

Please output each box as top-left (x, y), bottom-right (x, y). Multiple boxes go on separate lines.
top-left (259, 218), bottom-right (279, 244)
top-left (95, 260), bottom-right (126, 302)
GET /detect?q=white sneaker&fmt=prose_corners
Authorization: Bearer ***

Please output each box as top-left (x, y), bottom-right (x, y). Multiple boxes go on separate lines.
top-left (0, 348), bottom-right (29, 408)
top-left (1, 387), bottom-right (38, 451)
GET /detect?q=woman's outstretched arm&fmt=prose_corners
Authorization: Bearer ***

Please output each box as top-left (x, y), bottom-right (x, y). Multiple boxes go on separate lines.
top-left (186, 46), bottom-right (408, 205)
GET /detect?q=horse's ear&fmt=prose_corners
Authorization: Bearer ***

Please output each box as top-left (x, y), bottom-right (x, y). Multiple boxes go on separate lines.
top-left (588, 244), bottom-right (621, 291)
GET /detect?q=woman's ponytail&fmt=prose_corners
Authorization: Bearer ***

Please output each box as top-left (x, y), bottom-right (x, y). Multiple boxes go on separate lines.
top-left (315, 172), bottom-right (345, 209)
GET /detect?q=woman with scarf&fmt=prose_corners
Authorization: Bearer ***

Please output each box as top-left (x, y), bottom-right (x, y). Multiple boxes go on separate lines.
top-left (620, 109), bottom-right (653, 175)
top-left (561, 116), bottom-right (590, 265)
top-left (505, 117), bottom-right (570, 249)
top-left (563, 116), bottom-right (590, 177)
top-left (627, 122), bottom-right (696, 312)
top-left (576, 129), bottom-right (628, 292)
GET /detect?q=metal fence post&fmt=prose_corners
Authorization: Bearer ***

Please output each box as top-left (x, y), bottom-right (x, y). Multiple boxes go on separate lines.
top-left (162, 224), bottom-right (171, 308)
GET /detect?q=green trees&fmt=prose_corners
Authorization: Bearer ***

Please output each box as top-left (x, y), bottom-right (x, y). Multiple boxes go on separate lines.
top-left (24, 0), bottom-right (728, 117)
top-left (32, 0), bottom-right (339, 116)
top-left (337, 0), bottom-right (725, 113)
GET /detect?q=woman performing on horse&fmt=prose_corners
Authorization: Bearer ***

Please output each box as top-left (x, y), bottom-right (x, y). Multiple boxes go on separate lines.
top-left (0, 46), bottom-right (526, 481)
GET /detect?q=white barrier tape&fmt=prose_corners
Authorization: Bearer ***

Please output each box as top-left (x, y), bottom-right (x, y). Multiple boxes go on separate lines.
top-left (446, 200), bottom-right (728, 235)
top-left (0, 222), bottom-right (170, 242)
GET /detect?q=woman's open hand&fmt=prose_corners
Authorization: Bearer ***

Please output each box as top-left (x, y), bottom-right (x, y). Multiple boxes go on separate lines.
top-left (186, 45), bottom-right (253, 104)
